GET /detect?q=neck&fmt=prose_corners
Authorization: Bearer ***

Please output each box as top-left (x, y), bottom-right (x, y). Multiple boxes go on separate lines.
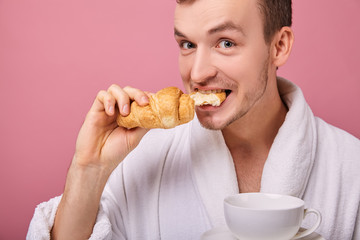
top-left (222, 79), bottom-right (287, 159)
top-left (221, 77), bottom-right (287, 193)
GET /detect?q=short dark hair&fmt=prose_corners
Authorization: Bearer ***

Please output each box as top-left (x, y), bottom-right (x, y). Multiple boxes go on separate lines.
top-left (257, 0), bottom-right (292, 43)
top-left (176, 0), bottom-right (292, 44)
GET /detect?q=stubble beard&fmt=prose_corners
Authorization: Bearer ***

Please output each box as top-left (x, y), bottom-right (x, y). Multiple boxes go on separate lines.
top-left (199, 56), bottom-right (270, 131)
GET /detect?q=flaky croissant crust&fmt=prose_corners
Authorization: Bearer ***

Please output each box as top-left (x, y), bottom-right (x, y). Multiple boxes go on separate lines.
top-left (116, 87), bottom-right (195, 129)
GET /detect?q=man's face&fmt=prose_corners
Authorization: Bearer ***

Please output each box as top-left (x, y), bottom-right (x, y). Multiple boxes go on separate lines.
top-left (174, 0), bottom-right (272, 130)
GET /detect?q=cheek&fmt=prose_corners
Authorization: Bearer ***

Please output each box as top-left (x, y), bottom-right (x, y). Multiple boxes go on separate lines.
top-left (216, 47), bottom-right (266, 87)
top-left (178, 55), bottom-right (190, 79)
top-left (178, 55), bottom-right (193, 90)
top-left (218, 57), bottom-right (244, 78)
top-left (215, 55), bottom-right (248, 88)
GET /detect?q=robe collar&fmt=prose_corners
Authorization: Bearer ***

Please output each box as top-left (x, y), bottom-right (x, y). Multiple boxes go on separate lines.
top-left (189, 77), bottom-right (317, 227)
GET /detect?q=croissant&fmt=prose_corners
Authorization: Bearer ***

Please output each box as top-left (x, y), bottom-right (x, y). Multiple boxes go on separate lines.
top-left (117, 87), bottom-right (226, 129)
top-left (116, 87), bottom-right (194, 129)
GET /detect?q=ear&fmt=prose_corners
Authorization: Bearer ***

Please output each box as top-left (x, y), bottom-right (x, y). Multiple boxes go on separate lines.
top-left (271, 27), bottom-right (294, 67)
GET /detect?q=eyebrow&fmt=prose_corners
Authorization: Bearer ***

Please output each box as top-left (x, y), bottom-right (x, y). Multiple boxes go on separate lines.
top-left (174, 28), bottom-right (187, 38)
top-left (208, 21), bottom-right (246, 36)
top-left (174, 21), bottom-right (246, 39)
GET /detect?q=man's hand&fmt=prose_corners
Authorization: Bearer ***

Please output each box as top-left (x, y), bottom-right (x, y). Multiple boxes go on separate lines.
top-left (74, 84), bottom-right (149, 172)
top-left (51, 84), bottom-right (150, 240)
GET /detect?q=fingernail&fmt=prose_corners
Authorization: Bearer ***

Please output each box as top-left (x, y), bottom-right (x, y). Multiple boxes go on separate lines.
top-left (122, 104), bottom-right (129, 115)
top-left (108, 106), bottom-right (114, 114)
top-left (141, 96), bottom-right (149, 104)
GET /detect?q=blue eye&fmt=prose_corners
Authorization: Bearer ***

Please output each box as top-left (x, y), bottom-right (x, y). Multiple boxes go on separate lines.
top-left (218, 40), bottom-right (234, 48)
top-left (181, 41), bottom-right (195, 49)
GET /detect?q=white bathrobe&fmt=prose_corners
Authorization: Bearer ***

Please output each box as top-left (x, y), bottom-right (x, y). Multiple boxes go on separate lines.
top-left (27, 78), bottom-right (360, 240)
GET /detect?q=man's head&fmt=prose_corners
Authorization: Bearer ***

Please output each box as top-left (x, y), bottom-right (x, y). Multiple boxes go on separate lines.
top-left (176, 0), bottom-right (292, 45)
top-left (174, 0), bottom-right (294, 130)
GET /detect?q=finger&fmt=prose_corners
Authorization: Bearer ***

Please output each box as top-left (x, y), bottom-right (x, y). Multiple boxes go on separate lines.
top-left (103, 91), bottom-right (116, 116)
top-left (92, 90), bottom-right (116, 116)
top-left (123, 86), bottom-right (150, 106)
top-left (144, 91), bottom-right (155, 99)
top-left (107, 84), bottom-right (131, 116)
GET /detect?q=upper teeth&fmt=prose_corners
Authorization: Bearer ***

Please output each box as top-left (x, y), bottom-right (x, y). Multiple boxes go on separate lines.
top-left (196, 89), bottom-right (224, 94)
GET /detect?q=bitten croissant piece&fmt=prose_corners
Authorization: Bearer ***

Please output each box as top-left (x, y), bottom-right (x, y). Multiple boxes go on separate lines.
top-left (190, 91), bottom-right (226, 106)
top-left (116, 87), bottom-right (195, 129)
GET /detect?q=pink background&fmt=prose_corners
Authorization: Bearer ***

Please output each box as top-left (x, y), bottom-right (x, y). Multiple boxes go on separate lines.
top-left (0, 0), bottom-right (359, 239)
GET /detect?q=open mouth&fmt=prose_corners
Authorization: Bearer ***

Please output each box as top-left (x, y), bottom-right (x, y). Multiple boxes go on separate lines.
top-left (193, 88), bottom-right (231, 95)
top-left (225, 89), bottom-right (232, 97)
top-left (191, 89), bottom-right (231, 106)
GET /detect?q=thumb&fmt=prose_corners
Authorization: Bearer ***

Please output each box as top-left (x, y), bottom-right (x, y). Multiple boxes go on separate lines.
top-left (125, 127), bottom-right (150, 153)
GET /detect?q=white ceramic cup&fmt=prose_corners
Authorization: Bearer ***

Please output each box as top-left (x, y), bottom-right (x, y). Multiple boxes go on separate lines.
top-left (224, 193), bottom-right (322, 240)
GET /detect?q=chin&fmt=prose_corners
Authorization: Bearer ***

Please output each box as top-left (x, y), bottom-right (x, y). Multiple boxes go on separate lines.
top-left (196, 112), bottom-right (229, 130)
top-left (197, 105), bottom-right (248, 130)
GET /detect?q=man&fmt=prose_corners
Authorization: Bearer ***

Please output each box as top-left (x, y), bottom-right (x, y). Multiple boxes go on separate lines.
top-left (27, 0), bottom-right (360, 239)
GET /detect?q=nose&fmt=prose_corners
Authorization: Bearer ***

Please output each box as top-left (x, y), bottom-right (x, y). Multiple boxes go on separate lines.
top-left (190, 47), bottom-right (217, 84)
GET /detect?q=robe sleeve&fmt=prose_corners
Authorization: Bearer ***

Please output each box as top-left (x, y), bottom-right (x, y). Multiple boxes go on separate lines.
top-left (26, 164), bottom-right (128, 240)
top-left (26, 195), bottom-right (62, 240)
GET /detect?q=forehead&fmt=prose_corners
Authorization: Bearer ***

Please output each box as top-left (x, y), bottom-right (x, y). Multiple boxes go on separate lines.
top-left (174, 0), bottom-right (261, 35)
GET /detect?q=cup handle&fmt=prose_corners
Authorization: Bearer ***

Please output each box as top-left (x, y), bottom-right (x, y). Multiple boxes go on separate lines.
top-left (291, 208), bottom-right (322, 239)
